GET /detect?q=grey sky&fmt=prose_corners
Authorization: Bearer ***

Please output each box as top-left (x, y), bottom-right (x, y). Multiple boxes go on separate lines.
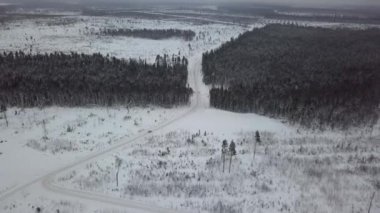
top-left (94, 0), bottom-right (379, 7)
top-left (2, 0), bottom-right (380, 7)
top-left (248, 0), bottom-right (380, 7)
top-left (99, 0), bottom-right (379, 7)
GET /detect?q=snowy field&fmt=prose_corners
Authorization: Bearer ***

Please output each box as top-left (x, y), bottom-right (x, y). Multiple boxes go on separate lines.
top-left (0, 10), bottom-right (247, 194)
top-left (0, 10), bottom-right (251, 212)
top-left (46, 101), bottom-right (379, 213)
top-left (0, 106), bottom-right (188, 196)
top-left (51, 130), bottom-right (380, 213)
top-left (0, 14), bottom-right (248, 62)
top-left (1, 8), bottom-right (380, 213)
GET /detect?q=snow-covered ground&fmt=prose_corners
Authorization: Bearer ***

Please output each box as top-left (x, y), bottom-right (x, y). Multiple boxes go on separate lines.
top-left (0, 106), bottom-right (188, 196)
top-left (0, 15), bottom-right (248, 63)
top-left (1, 9), bottom-right (380, 213)
top-left (46, 64), bottom-right (380, 213)
top-left (0, 10), bottom-right (251, 212)
top-left (44, 76), bottom-right (379, 213)
top-left (0, 10), bottom-right (248, 193)
top-left (53, 130), bottom-right (298, 212)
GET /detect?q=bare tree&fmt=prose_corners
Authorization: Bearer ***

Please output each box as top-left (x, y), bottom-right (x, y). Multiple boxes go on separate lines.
top-left (42, 119), bottom-right (48, 142)
top-left (368, 192), bottom-right (375, 213)
top-left (115, 156), bottom-right (122, 187)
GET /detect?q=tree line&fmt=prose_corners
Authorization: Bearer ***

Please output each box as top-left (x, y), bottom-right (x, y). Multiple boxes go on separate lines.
top-left (0, 51), bottom-right (192, 107)
top-left (99, 28), bottom-right (196, 41)
top-left (202, 24), bottom-right (380, 129)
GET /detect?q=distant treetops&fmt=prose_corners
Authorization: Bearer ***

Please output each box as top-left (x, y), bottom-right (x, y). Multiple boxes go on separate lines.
top-left (97, 28), bottom-right (196, 41)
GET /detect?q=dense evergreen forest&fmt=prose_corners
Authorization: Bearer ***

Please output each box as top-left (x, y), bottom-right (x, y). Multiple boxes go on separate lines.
top-left (202, 24), bottom-right (380, 129)
top-left (0, 51), bottom-right (192, 107)
top-left (99, 28), bottom-right (196, 41)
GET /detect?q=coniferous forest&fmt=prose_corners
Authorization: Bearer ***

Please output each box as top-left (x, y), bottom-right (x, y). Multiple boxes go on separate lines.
top-left (202, 24), bottom-right (380, 129)
top-left (0, 52), bottom-right (192, 107)
top-left (99, 28), bottom-right (196, 41)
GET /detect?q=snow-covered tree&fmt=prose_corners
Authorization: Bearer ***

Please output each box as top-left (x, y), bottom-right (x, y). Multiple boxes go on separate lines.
top-left (221, 140), bottom-right (228, 173)
top-left (229, 141), bottom-right (236, 173)
top-left (255, 130), bottom-right (261, 144)
top-left (254, 130), bottom-right (261, 158)
top-left (0, 105), bottom-right (7, 127)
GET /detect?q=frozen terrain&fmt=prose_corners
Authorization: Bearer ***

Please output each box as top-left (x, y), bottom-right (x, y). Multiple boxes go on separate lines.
top-left (0, 106), bottom-right (188, 194)
top-left (52, 130), bottom-right (380, 213)
top-left (0, 15), bottom-right (248, 63)
top-left (0, 7), bottom-right (380, 213)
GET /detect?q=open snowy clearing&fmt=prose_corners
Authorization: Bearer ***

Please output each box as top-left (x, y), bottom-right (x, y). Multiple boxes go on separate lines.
top-left (0, 15), bottom-right (248, 62)
top-left (51, 126), bottom-right (380, 213)
top-left (0, 106), bottom-right (188, 196)
top-left (53, 130), bottom-right (299, 213)
top-left (0, 10), bottom-right (247, 196)
top-left (0, 11), bottom-right (251, 212)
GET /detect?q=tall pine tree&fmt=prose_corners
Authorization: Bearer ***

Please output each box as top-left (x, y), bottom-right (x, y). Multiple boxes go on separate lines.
top-left (229, 140), bottom-right (236, 173)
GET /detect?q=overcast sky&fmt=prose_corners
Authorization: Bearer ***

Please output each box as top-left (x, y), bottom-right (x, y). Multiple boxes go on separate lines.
top-left (257, 0), bottom-right (379, 6)
top-left (85, 0), bottom-right (380, 7)
top-left (2, 0), bottom-right (380, 8)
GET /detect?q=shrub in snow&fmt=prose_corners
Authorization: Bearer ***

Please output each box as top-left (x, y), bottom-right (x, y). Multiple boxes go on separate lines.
top-left (66, 125), bottom-right (74, 133)
top-left (211, 201), bottom-right (242, 213)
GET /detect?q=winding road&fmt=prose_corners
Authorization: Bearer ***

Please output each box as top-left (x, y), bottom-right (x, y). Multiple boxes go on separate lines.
top-left (0, 54), bottom-right (207, 213)
top-left (2, 9), bottom-right (376, 213)
top-left (0, 10), bottom-right (246, 211)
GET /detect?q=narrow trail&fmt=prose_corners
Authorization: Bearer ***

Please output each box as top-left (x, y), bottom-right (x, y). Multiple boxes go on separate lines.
top-left (0, 10), bottom-right (242, 211)
top-left (0, 53), bottom-right (207, 213)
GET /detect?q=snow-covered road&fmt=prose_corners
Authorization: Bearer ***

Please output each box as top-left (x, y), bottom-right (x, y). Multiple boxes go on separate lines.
top-left (0, 51), bottom-right (206, 213)
top-left (0, 13), bottom-right (295, 212)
